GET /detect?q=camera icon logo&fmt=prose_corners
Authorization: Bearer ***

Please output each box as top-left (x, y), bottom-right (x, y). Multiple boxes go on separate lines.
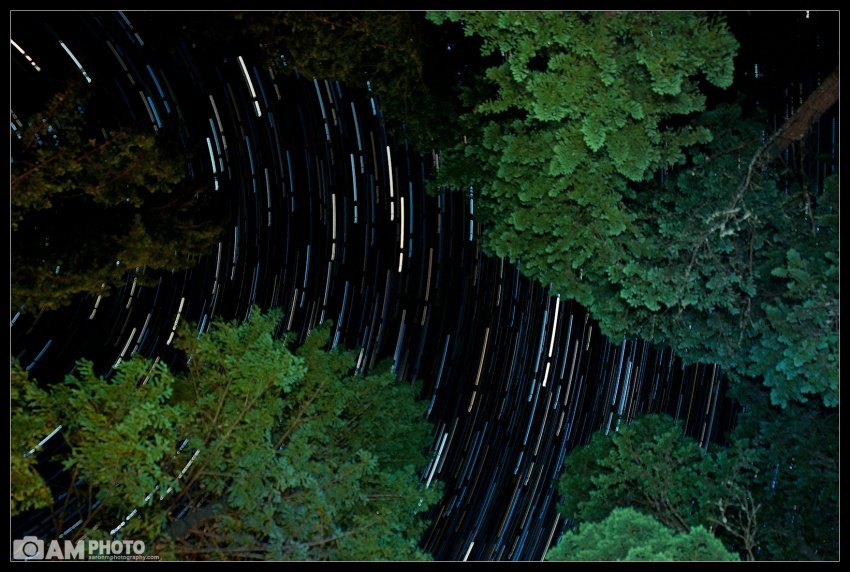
top-left (13, 536), bottom-right (44, 560)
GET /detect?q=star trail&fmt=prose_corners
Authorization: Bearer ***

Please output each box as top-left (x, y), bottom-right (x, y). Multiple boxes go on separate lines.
top-left (12, 11), bottom-right (752, 561)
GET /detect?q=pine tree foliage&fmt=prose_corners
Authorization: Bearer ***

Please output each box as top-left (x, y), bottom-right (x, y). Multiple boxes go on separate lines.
top-left (11, 83), bottom-right (174, 226)
top-left (557, 415), bottom-right (719, 534)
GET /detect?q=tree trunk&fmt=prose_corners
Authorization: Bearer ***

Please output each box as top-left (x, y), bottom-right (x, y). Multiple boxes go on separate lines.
top-left (760, 66), bottom-right (839, 166)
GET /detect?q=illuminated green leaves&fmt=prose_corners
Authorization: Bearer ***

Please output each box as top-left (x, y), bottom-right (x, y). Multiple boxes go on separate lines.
top-left (52, 357), bottom-right (184, 511)
top-left (11, 308), bottom-right (439, 559)
top-left (547, 507), bottom-right (738, 561)
top-left (430, 12), bottom-right (742, 371)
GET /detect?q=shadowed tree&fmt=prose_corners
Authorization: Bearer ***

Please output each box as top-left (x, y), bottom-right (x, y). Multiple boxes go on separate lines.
top-left (619, 103), bottom-right (838, 408)
top-left (721, 382), bottom-right (839, 560)
top-left (10, 358), bottom-right (58, 517)
top-left (224, 11), bottom-right (470, 152)
top-left (11, 81), bottom-right (222, 313)
top-left (555, 409), bottom-right (838, 560)
top-left (557, 414), bottom-right (720, 534)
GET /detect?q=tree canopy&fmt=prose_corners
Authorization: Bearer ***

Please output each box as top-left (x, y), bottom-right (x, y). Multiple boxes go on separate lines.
top-left (554, 409), bottom-right (838, 560)
top-left (11, 309), bottom-right (440, 560)
top-left (546, 507), bottom-right (738, 561)
top-left (218, 11), bottom-right (469, 152)
top-left (11, 81), bottom-right (222, 313)
top-left (722, 381), bottom-right (839, 560)
top-left (556, 414), bottom-right (718, 534)
top-left (427, 11), bottom-right (837, 408)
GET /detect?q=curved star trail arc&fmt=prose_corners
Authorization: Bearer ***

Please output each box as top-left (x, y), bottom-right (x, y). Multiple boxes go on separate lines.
top-left (11, 12), bottom-right (738, 560)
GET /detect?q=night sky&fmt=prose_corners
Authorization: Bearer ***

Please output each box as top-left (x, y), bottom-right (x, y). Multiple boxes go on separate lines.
top-left (10, 11), bottom-right (837, 560)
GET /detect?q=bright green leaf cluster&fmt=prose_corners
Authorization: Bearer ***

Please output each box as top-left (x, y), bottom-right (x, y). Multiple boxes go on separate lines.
top-left (547, 507), bottom-right (738, 561)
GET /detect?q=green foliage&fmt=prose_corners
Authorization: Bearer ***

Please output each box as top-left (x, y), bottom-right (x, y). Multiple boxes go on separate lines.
top-left (10, 308), bottom-right (439, 560)
top-left (10, 358), bottom-right (57, 516)
top-left (171, 308), bottom-right (304, 500)
top-left (558, 415), bottom-right (717, 533)
top-left (429, 10), bottom-right (736, 200)
top-left (546, 507), bottom-right (738, 561)
top-left (621, 107), bottom-right (838, 408)
top-left (11, 81), bottom-right (222, 313)
top-left (747, 241), bottom-right (838, 406)
top-left (51, 357), bottom-right (184, 516)
top-left (427, 11), bottom-right (837, 408)
top-left (555, 409), bottom-right (838, 560)
top-left (12, 103), bottom-right (182, 224)
top-left (259, 337), bottom-right (439, 560)
top-left (425, 11), bottom-right (733, 322)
